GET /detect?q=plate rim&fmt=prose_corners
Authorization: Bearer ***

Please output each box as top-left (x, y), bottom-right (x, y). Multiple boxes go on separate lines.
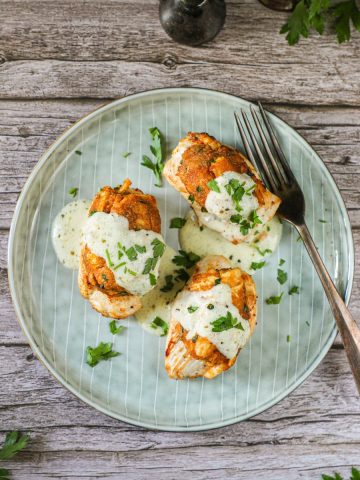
top-left (8, 87), bottom-right (355, 431)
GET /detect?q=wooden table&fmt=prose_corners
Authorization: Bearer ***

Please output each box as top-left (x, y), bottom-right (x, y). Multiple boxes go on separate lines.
top-left (1, 1), bottom-right (359, 478)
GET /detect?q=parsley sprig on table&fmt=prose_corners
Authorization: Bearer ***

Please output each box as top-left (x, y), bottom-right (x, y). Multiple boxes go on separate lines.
top-left (141, 127), bottom-right (165, 187)
top-left (281, 0), bottom-right (360, 45)
top-left (0, 431), bottom-right (30, 480)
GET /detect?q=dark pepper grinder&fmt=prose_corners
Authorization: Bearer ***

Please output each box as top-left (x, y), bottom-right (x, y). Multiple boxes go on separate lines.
top-left (159, 0), bottom-right (226, 46)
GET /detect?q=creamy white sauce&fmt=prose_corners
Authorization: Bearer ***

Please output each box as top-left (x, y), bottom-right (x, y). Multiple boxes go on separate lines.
top-left (52, 199), bottom-right (91, 269)
top-left (82, 212), bottom-right (165, 297)
top-left (179, 211), bottom-right (282, 274)
top-left (172, 283), bottom-right (251, 359)
top-left (135, 246), bottom-right (185, 335)
top-left (196, 171), bottom-right (264, 243)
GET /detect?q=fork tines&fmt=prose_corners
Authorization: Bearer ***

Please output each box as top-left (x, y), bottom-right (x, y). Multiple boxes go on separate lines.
top-left (234, 103), bottom-right (295, 193)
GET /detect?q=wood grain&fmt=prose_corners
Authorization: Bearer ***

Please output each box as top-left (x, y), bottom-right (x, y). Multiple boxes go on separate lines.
top-left (1, 0), bottom-right (360, 477)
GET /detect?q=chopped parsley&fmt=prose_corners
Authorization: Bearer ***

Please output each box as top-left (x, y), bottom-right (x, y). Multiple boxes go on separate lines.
top-left (225, 178), bottom-right (246, 211)
top-left (207, 304), bottom-right (215, 310)
top-left (196, 185), bottom-right (203, 192)
top-left (86, 342), bottom-right (120, 367)
top-left (170, 217), bottom-right (186, 229)
top-left (207, 179), bottom-right (220, 193)
top-left (187, 305), bottom-right (199, 314)
top-left (149, 273), bottom-right (157, 286)
top-left (319, 219), bottom-right (327, 223)
top-left (135, 244), bottom-right (146, 253)
top-left (68, 187), bottom-right (78, 198)
top-left (150, 316), bottom-right (169, 336)
top-left (142, 239), bottom-right (166, 274)
top-left (174, 268), bottom-right (190, 282)
top-left (114, 261), bottom-right (126, 270)
top-left (214, 278), bottom-right (221, 285)
top-left (172, 250), bottom-right (200, 269)
top-left (105, 248), bottom-right (114, 267)
top-left (277, 269), bottom-right (288, 285)
top-left (289, 285), bottom-right (300, 295)
top-left (248, 209), bottom-right (262, 226)
top-left (255, 247), bottom-right (272, 256)
top-left (266, 293), bottom-right (284, 305)
top-left (211, 311), bottom-right (244, 332)
top-left (306, 320), bottom-right (310, 327)
top-left (160, 274), bottom-right (175, 292)
top-left (122, 152), bottom-right (131, 158)
top-left (0, 431), bottom-right (30, 461)
top-left (141, 127), bottom-right (165, 187)
top-left (251, 261), bottom-right (266, 270)
top-left (279, 258), bottom-right (286, 266)
top-left (286, 335), bottom-right (291, 343)
top-left (125, 246), bottom-right (138, 261)
top-left (75, 150), bottom-right (82, 155)
top-left (188, 194), bottom-right (195, 203)
top-left (109, 320), bottom-right (125, 335)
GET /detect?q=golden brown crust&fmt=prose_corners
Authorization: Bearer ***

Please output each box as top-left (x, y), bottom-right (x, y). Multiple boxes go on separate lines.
top-left (165, 255), bottom-right (257, 379)
top-left (177, 132), bottom-right (267, 209)
top-left (78, 179), bottom-right (161, 319)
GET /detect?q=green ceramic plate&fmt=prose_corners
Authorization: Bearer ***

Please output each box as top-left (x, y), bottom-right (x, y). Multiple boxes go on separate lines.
top-left (8, 88), bottom-right (354, 431)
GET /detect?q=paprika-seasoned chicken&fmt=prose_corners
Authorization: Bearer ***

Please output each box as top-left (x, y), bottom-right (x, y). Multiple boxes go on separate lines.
top-left (163, 132), bottom-right (281, 244)
top-left (165, 255), bottom-right (257, 379)
top-left (79, 179), bottom-right (165, 319)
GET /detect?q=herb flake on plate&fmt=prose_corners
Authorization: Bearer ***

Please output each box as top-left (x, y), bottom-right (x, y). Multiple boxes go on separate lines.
top-left (150, 316), bottom-right (169, 336)
top-left (86, 342), bottom-right (120, 367)
top-left (141, 127), bottom-right (165, 187)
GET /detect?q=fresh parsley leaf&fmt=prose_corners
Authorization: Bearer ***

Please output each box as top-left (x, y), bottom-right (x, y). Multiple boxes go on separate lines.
top-left (172, 250), bottom-right (200, 269)
top-left (248, 210), bottom-right (262, 226)
top-left (251, 261), bottom-right (266, 270)
top-left (266, 293), bottom-right (284, 305)
top-left (214, 278), bottom-right (221, 285)
top-left (207, 179), bottom-right (221, 193)
top-left (149, 273), bottom-right (157, 286)
top-left (277, 268), bottom-right (288, 285)
top-left (319, 219), bottom-right (327, 223)
top-left (109, 320), bottom-right (125, 335)
top-left (125, 246), bottom-right (138, 261)
top-left (152, 238), bottom-right (166, 258)
top-left (160, 274), bottom-right (175, 292)
top-left (188, 194), bottom-right (195, 203)
top-left (289, 285), bottom-right (300, 295)
top-left (86, 342), bottom-right (120, 367)
top-left (75, 150), bottom-right (82, 155)
top-left (187, 305), bottom-right (199, 314)
top-left (0, 468), bottom-right (10, 480)
top-left (135, 244), bottom-right (146, 253)
top-left (351, 467), bottom-right (360, 480)
top-left (150, 316), bottom-right (169, 336)
top-left (142, 256), bottom-right (158, 274)
top-left (322, 473), bottom-right (344, 480)
top-left (170, 217), bottom-right (186, 229)
top-left (333, 0), bottom-right (360, 43)
top-left (279, 258), bottom-right (286, 266)
top-left (174, 268), bottom-right (190, 282)
top-left (68, 187), bottom-right (78, 198)
top-left (122, 152), bottom-right (131, 158)
top-left (141, 127), bottom-right (165, 187)
top-left (280, 0), bottom-right (310, 45)
top-left (255, 247), bottom-right (272, 257)
top-left (0, 432), bottom-right (30, 461)
top-left (287, 335), bottom-right (291, 343)
top-left (211, 311), bottom-right (244, 332)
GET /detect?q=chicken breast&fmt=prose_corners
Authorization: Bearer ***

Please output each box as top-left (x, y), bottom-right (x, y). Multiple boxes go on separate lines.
top-left (163, 132), bottom-right (281, 244)
top-left (79, 179), bottom-right (164, 319)
top-left (165, 255), bottom-right (257, 379)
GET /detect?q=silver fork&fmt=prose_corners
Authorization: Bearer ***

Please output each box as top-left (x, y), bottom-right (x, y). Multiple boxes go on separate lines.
top-left (235, 103), bottom-right (360, 394)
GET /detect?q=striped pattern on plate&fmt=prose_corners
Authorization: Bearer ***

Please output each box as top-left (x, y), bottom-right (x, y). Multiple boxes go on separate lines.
top-left (8, 88), bottom-right (354, 431)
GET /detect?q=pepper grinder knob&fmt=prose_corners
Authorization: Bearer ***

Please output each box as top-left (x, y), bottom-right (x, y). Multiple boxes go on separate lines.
top-left (159, 0), bottom-right (226, 46)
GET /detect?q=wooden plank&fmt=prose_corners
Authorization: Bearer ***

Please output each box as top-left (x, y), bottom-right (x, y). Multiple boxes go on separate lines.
top-left (0, 346), bottom-right (358, 439)
top-left (1, 59), bottom-right (360, 105)
top-left (0, 347), bottom-right (359, 480)
top-left (1, 0), bottom-right (359, 68)
top-left (0, 100), bottom-right (360, 228)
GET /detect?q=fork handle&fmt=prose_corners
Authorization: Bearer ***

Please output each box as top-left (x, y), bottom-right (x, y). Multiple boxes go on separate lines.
top-left (297, 222), bottom-right (360, 394)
